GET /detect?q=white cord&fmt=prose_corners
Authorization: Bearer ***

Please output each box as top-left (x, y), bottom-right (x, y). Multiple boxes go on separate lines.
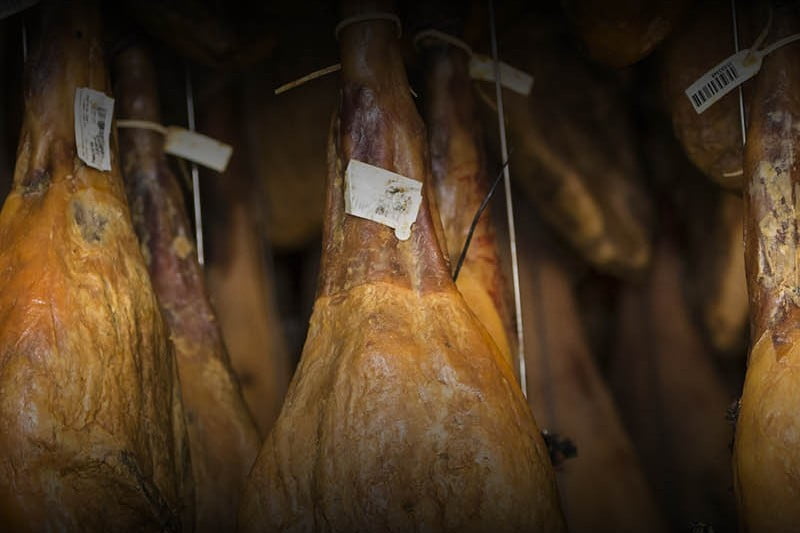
top-left (488, 0), bottom-right (527, 397)
top-left (185, 64), bottom-right (204, 267)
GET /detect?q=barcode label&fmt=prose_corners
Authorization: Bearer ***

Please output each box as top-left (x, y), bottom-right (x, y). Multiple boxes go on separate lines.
top-left (344, 159), bottom-right (423, 241)
top-left (74, 88), bottom-right (114, 171)
top-left (685, 49), bottom-right (762, 114)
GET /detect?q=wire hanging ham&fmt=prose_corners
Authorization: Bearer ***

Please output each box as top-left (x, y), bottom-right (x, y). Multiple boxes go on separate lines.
top-left (0, 3), bottom-right (192, 530)
top-left (237, 1), bottom-right (566, 530)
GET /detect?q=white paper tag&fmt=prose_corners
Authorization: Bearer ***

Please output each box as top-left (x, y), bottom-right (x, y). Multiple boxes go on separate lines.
top-left (74, 88), bottom-right (114, 171)
top-left (470, 54), bottom-right (534, 96)
top-left (344, 159), bottom-right (423, 241)
top-left (164, 127), bottom-right (233, 172)
top-left (685, 49), bottom-right (763, 114)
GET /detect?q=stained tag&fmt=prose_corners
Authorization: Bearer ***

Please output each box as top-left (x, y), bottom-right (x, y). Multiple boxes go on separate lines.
top-left (470, 54), bottom-right (534, 96)
top-left (685, 49), bottom-right (762, 114)
top-left (164, 127), bottom-right (233, 172)
top-left (344, 159), bottom-right (423, 241)
top-left (74, 88), bottom-right (114, 171)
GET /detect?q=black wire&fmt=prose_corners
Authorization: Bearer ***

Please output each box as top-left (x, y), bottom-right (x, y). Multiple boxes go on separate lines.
top-left (452, 154), bottom-right (511, 281)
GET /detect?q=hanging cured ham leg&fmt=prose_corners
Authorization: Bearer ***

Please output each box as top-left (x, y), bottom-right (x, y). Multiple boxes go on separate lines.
top-left (519, 212), bottom-right (668, 533)
top-left (734, 7), bottom-right (800, 531)
top-left (420, 37), bottom-right (514, 367)
top-left (114, 46), bottom-right (260, 532)
top-left (202, 87), bottom-right (291, 436)
top-left (0, 3), bottom-right (192, 531)
top-left (612, 233), bottom-right (735, 530)
top-left (237, 1), bottom-right (566, 530)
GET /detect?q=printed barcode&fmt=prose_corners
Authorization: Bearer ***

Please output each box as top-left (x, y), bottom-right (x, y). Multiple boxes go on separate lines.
top-left (690, 62), bottom-right (739, 108)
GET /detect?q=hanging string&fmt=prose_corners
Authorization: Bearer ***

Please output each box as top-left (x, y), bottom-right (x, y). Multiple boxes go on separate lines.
top-left (452, 156), bottom-right (511, 281)
top-left (185, 64), bottom-right (205, 267)
top-left (274, 64), bottom-right (342, 95)
top-left (760, 32), bottom-right (800, 56)
top-left (488, 0), bottom-right (527, 398)
top-left (731, 0), bottom-right (747, 147)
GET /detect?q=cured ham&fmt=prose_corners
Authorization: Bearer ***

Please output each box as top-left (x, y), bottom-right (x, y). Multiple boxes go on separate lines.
top-left (519, 210), bottom-right (667, 533)
top-left (238, 2), bottom-right (565, 530)
top-left (202, 85), bottom-right (291, 436)
top-left (662, 0), bottom-right (754, 190)
top-left (733, 6), bottom-right (800, 531)
top-left (114, 45), bottom-right (260, 531)
top-left (0, 3), bottom-right (192, 530)
top-left (420, 34), bottom-right (514, 365)
top-left (611, 234), bottom-right (735, 531)
top-left (477, 10), bottom-right (652, 277)
top-left (562, 0), bottom-right (689, 67)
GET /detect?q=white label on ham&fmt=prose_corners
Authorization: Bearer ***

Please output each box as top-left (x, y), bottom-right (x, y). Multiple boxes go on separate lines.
top-left (470, 54), bottom-right (534, 96)
top-left (164, 127), bottom-right (233, 172)
top-left (74, 88), bottom-right (114, 171)
top-left (344, 159), bottom-right (423, 241)
top-left (685, 49), bottom-right (762, 114)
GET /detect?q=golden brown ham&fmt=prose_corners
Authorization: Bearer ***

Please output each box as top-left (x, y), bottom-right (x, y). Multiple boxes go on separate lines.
top-left (562, 0), bottom-right (689, 67)
top-left (420, 38), bottom-right (514, 366)
top-left (519, 211), bottom-right (667, 533)
top-left (114, 45), bottom-right (260, 532)
top-left (0, 3), bottom-right (192, 530)
top-left (477, 11), bottom-right (652, 277)
top-left (611, 234), bottom-right (735, 531)
top-left (237, 2), bottom-right (566, 530)
top-left (733, 6), bottom-right (800, 530)
top-left (201, 86), bottom-right (292, 436)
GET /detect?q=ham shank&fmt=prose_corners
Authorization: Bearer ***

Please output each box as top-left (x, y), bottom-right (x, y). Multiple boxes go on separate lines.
top-left (237, 2), bottom-right (566, 530)
top-left (0, 3), bottom-right (192, 530)
top-left (114, 45), bottom-right (260, 531)
top-left (519, 211), bottom-right (668, 533)
top-left (733, 5), bottom-right (800, 531)
top-left (203, 86), bottom-right (292, 436)
top-left (420, 37), bottom-right (515, 366)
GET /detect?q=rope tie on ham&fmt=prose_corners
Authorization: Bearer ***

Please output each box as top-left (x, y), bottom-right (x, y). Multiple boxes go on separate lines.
top-left (275, 14), bottom-right (417, 97)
